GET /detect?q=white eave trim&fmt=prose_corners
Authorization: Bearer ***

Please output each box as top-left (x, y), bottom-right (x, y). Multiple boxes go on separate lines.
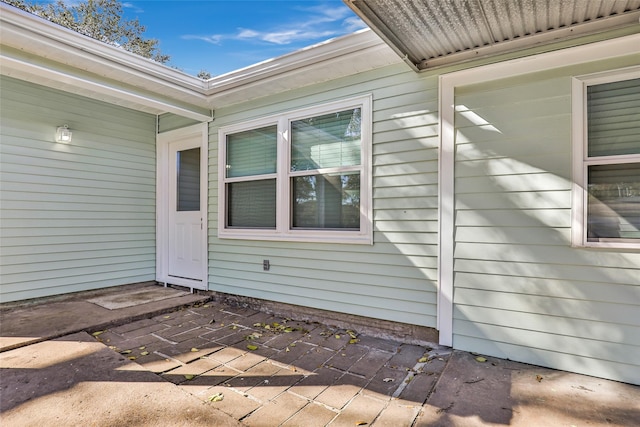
top-left (204, 29), bottom-right (391, 93)
top-left (0, 4), bottom-right (205, 94)
top-left (1, 3), bottom-right (398, 117)
top-left (436, 33), bottom-right (640, 348)
top-left (1, 54), bottom-right (213, 122)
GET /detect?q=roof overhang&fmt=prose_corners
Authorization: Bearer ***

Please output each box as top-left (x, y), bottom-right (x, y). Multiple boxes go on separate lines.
top-left (0, 3), bottom-right (400, 121)
top-left (344, 0), bottom-right (640, 71)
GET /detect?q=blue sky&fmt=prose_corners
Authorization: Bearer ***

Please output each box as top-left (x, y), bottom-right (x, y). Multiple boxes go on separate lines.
top-left (115, 0), bottom-right (367, 76)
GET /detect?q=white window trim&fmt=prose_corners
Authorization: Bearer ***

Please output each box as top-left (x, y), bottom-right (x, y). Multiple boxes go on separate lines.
top-left (571, 66), bottom-right (640, 249)
top-left (217, 95), bottom-right (373, 245)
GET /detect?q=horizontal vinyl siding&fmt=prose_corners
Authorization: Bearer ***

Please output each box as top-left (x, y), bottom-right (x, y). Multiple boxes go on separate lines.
top-left (209, 64), bottom-right (439, 328)
top-left (0, 76), bottom-right (157, 302)
top-left (452, 60), bottom-right (640, 385)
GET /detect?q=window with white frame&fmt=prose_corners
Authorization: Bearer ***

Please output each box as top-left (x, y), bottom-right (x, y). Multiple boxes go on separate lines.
top-left (218, 96), bottom-right (372, 244)
top-left (572, 68), bottom-right (640, 248)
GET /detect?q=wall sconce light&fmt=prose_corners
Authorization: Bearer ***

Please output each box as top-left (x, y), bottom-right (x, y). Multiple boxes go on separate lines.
top-left (55, 125), bottom-right (72, 143)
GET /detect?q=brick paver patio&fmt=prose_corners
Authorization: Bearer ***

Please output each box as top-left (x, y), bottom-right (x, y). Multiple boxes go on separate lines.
top-left (94, 301), bottom-right (451, 426)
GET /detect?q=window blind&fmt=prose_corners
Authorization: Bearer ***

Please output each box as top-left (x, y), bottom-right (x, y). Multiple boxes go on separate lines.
top-left (291, 108), bottom-right (361, 171)
top-left (227, 179), bottom-right (277, 228)
top-left (226, 125), bottom-right (277, 178)
top-left (587, 78), bottom-right (640, 157)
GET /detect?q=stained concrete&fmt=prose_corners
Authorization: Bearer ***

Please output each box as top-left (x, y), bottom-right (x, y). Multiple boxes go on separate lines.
top-left (1, 284), bottom-right (638, 426)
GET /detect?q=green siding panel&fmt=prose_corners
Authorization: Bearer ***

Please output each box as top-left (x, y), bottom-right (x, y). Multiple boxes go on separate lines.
top-left (452, 58), bottom-right (640, 384)
top-left (208, 64), bottom-right (439, 328)
top-left (0, 76), bottom-right (157, 302)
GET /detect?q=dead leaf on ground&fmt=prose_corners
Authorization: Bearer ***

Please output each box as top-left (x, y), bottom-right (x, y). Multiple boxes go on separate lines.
top-left (536, 375), bottom-right (543, 382)
top-left (120, 350), bottom-right (132, 355)
top-left (184, 374), bottom-right (195, 380)
top-left (208, 392), bottom-right (224, 402)
top-left (191, 348), bottom-right (199, 352)
top-left (247, 344), bottom-right (258, 351)
top-left (245, 332), bottom-right (262, 340)
top-left (91, 331), bottom-right (105, 337)
top-left (355, 422), bottom-right (368, 426)
top-left (128, 356), bottom-right (137, 361)
top-left (475, 356), bottom-right (487, 363)
top-left (418, 356), bottom-right (428, 363)
top-left (140, 351), bottom-right (150, 356)
top-left (383, 378), bottom-right (394, 383)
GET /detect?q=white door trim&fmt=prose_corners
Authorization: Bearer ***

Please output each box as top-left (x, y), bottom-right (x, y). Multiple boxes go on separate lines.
top-left (437, 34), bottom-right (638, 347)
top-left (156, 122), bottom-right (208, 290)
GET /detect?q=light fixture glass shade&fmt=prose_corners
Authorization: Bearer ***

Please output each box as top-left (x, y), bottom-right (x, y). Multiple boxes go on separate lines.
top-left (56, 125), bottom-right (72, 143)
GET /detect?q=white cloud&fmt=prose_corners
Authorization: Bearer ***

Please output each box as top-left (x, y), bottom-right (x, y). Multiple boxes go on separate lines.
top-left (183, 3), bottom-right (363, 46)
top-left (343, 16), bottom-right (367, 32)
top-left (182, 34), bottom-right (224, 45)
top-left (122, 2), bottom-right (145, 14)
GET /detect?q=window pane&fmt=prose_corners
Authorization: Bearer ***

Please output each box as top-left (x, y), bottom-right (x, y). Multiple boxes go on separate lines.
top-left (587, 163), bottom-right (640, 241)
top-left (177, 147), bottom-right (200, 211)
top-left (291, 108), bottom-right (361, 171)
top-left (227, 179), bottom-right (276, 228)
top-left (588, 78), bottom-right (640, 157)
top-left (292, 173), bottom-right (360, 229)
top-left (227, 125), bottom-right (277, 178)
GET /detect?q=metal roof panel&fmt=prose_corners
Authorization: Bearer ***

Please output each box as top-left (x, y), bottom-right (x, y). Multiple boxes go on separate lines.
top-left (345, 0), bottom-right (640, 70)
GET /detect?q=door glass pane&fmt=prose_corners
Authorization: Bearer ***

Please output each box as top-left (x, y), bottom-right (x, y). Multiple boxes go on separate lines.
top-left (587, 78), bottom-right (640, 157)
top-left (587, 163), bottom-right (640, 241)
top-left (291, 108), bottom-right (361, 171)
top-left (227, 125), bottom-right (277, 178)
top-left (291, 172), bottom-right (360, 229)
top-left (177, 147), bottom-right (200, 211)
top-left (227, 179), bottom-right (276, 228)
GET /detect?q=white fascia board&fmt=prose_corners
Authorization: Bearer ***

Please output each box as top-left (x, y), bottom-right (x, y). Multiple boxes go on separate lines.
top-left (204, 29), bottom-right (400, 103)
top-left (1, 53), bottom-right (213, 122)
top-left (0, 4), bottom-right (205, 95)
top-left (420, 11), bottom-right (640, 70)
top-left (440, 33), bottom-right (640, 88)
top-left (436, 33), bottom-right (640, 347)
top-left (0, 3), bottom-right (399, 115)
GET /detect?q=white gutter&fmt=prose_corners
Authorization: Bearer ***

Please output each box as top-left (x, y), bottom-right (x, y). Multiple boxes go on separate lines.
top-left (1, 54), bottom-right (213, 122)
top-left (205, 29), bottom-right (387, 93)
top-left (0, 3), bottom-right (206, 95)
top-left (0, 3), bottom-right (399, 117)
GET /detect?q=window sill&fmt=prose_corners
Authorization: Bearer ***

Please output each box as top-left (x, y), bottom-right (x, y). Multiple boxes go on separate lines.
top-left (217, 229), bottom-right (373, 245)
top-left (573, 241), bottom-right (640, 251)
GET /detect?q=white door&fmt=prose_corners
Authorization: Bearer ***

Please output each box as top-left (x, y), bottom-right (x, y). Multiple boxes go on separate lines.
top-left (157, 124), bottom-right (207, 290)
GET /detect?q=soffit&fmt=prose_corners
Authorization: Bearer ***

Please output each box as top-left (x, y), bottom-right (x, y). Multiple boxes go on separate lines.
top-left (0, 3), bottom-right (400, 119)
top-left (344, 0), bottom-right (640, 71)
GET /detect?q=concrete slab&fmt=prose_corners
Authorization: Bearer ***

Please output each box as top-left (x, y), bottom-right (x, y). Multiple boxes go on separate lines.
top-left (0, 283), bottom-right (209, 351)
top-left (2, 288), bottom-right (638, 426)
top-left (421, 350), bottom-right (640, 427)
top-left (86, 286), bottom-right (191, 309)
top-left (0, 332), bottom-right (241, 426)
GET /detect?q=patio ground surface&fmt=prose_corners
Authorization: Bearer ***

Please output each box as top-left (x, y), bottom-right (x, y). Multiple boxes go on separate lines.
top-left (1, 283), bottom-right (638, 426)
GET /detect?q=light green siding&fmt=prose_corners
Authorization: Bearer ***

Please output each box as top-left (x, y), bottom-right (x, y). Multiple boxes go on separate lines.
top-left (452, 57), bottom-right (640, 384)
top-left (208, 64), bottom-right (439, 327)
top-left (0, 76), bottom-right (157, 302)
top-left (158, 113), bottom-right (202, 133)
